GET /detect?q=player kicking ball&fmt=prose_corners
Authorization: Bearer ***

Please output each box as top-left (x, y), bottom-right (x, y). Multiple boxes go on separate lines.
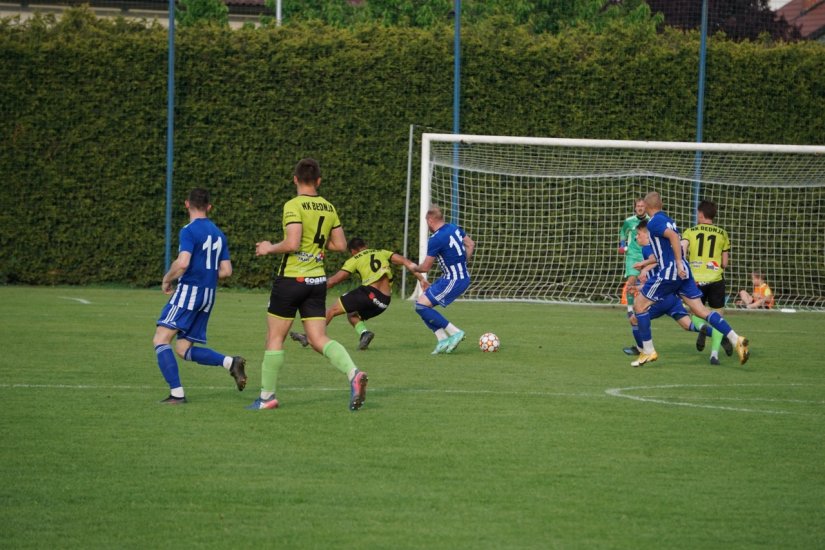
top-left (290, 237), bottom-right (427, 350)
top-left (410, 205), bottom-right (475, 354)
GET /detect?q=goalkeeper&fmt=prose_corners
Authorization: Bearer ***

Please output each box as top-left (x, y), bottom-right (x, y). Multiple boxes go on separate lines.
top-left (619, 198), bottom-right (649, 356)
top-left (290, 237), bottom-right (427, 350)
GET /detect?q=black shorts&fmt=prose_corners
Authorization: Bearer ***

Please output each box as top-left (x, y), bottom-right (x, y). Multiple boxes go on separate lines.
top-left (267, 276), bottom-right (327, 320)
top-left (697, 279), bottom-right (726, 309)
top-left (339, 285), bottom-right (391, 321)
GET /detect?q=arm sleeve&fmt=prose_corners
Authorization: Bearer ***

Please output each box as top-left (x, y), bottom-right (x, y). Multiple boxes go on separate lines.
top-left (179, 227), bottom-right (195, 254)
top-left (283, 201), bottom-right (301, 225)
top-left (219, 230), bottom-right (230, 262)
top-left (340, 256), bottom-right (356, 274)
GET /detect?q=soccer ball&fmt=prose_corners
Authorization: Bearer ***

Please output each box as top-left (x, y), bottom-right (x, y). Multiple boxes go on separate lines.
top-left (479, 332), bottom-right (500, 352)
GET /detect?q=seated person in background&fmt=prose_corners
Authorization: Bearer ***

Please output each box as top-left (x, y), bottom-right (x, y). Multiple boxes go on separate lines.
top-left (737, 271), bottom-right (774, 309)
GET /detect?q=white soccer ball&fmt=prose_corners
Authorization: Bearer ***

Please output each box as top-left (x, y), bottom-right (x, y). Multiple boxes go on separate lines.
top-left (479, 332), bottom-right (500, 352)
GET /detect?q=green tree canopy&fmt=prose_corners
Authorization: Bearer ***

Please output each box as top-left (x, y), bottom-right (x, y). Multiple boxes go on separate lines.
top-left (177, 0), bottom-right (229, 27)
top-left (263, 0), bottom-right (661, 34)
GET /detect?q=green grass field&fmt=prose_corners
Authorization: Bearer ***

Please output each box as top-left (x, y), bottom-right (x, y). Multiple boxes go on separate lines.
top-left (1, 286), bottom-right (823, 549)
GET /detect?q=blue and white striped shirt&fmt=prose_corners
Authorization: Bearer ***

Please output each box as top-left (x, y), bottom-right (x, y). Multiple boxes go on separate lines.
top-left (167, 218), bottom-right (229, 312)
top-left (427, 223), bottom-right (470, 281)
top-left (647, 211), bottom-right (691, 281)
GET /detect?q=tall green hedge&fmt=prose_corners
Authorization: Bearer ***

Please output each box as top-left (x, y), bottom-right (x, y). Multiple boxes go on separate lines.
top-left (1, 9), bottom-right (824, 288)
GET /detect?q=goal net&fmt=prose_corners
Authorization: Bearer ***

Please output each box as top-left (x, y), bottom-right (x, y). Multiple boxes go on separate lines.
top-left (414, 133), bottom-right (825, 310)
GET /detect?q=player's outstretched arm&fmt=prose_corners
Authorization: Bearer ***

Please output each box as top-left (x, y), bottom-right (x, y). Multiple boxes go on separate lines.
top-left (326, 269), bottom-right (350, 289)
top-left (391, 254), bottom-right (425, 280)
top-left (414, 256), bottom-right (436, 274)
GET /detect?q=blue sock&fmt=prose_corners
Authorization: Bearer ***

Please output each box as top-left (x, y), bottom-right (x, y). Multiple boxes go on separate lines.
top-left (415, 303), bottom-right (449, 331)
top-left (631, 324), bottom-right (643, 347)
top-left (636, 310), bottom-right (652, 342)
top-left (185, 346), bottom-right (225, 367)
top-left (705, 311), bottom-right (732, 337)
top-left (628, 311), bottom-right (642, 347)
top-left (155, 344), bottom-right (181, 389)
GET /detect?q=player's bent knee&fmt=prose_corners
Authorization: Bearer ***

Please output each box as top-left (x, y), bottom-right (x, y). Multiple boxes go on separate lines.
top-left (174, 340), bottom-right (192, 358)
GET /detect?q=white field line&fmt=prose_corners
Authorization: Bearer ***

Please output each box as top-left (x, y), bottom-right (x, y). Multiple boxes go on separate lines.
top-left (605, 383), bottom-right (823, 415)
top-left (59, 297), bottom-right (92, 304)
top-left (0, 383), bottom-right (598, 399)
top-left (2, 383), bottom-right (821, 415)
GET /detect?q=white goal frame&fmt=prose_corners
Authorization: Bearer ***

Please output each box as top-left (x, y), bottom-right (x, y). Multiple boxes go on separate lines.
top-left (411, 133), bottom-right (825, 310)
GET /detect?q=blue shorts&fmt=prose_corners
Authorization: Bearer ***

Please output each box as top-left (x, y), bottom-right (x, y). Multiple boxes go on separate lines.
top-left (425, 277), bottom-right (470, 307)
top-left (648, 293), bottom-right (689, 321)
top-left (157, 304), bottom-right (210, 344)
top-left (641, 274), bottom-right (703, 303)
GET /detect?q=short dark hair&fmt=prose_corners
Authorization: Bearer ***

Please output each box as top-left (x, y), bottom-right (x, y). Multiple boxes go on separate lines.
top-left (636, 219), bottom-right (648, 230)
top-left (188, 188), bottom-right (210, 210)
top-left (294, 158), bottom-right (321, 184)
top-left (347, 237), bottom-right (366, 252)
top-left (697, 200), bottom-right (717, 221)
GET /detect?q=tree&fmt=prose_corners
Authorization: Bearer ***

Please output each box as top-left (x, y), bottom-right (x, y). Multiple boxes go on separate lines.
top-left (177, 0), bottom-right (229, 28)
top-left (262, 0), bottom-right (662, 33)
top-left (645, 0), bottom-right (801, 42)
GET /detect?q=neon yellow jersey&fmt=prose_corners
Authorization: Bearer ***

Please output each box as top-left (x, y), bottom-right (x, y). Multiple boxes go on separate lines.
top-left (341, 249), bottom-right (395, 288)
top-left (682, 223), bottom-right (730, 284)
top-left (278, 194), bottom-right (341, 278)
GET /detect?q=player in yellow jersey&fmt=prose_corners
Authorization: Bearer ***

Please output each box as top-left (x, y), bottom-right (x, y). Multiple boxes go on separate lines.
top-left (247, 158), bottom-right (368, 411)
top-left (290, 237), bottom-right (427, 350)
top-left (681, 200), bottom-right (734, 365)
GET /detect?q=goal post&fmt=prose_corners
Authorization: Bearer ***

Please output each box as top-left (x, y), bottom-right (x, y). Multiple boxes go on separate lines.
top-left (412, 133), bottom-right (825, 310)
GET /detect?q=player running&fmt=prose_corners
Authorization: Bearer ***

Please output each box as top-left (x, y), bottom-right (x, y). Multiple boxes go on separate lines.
top-left (625, 220), bottom-right (715, 358)
top-left (630, 192), bottom-right (749, 367)
top-left (248, 158), bottom-right (367, 411)
top-left (681, 200), bottom-right (734, 365)
top-left (152, 188), bottom-right (247, 404)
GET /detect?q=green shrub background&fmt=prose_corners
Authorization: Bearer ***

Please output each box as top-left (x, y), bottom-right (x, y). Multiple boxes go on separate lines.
top-left (1, 9), bottom-right (824, 288)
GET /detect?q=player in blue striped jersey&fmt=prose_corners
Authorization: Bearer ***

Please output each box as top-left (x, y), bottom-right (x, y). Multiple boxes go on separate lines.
top-left (631, 192), bottom-right (749, 367)
top-left (411, 205), bottom-right (475, 354)
top-left (626, 221), bottom-right (714, 351)
top-left (152, 188), bottom-right (247, 404)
